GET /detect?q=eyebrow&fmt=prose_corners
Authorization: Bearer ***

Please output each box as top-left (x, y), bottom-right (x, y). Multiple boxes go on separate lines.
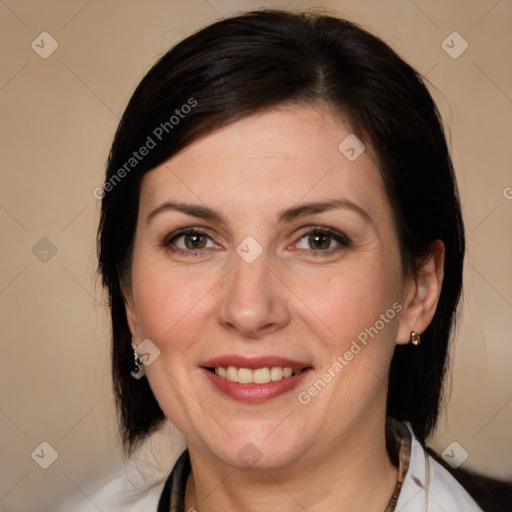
top-left (146, 199), bottom-right (373, 226)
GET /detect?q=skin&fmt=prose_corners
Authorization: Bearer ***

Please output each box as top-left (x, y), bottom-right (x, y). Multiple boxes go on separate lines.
top-left (123, 103), bottom-right (444, 511)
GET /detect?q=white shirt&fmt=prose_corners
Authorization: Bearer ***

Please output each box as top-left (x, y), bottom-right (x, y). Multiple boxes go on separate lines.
top-left (394, 423), bottom-right (482, 511)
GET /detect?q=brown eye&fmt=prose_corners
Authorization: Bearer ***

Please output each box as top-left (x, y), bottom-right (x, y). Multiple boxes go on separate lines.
top-left (308, 233), bottom-right (331, 250)
top-left (183, 233), bottom-right (207, 250)
top-left (294, 227), bottom-right (351, 256)
top-left (166, 229), bottom-right (217, 255)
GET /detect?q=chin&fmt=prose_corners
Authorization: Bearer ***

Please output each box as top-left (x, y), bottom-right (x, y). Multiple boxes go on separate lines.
top-left (207, 433), bottom-right (307, 471)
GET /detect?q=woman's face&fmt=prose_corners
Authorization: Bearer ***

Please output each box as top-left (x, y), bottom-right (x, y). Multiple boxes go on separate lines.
top-left (124, 103), bottom-right (415, 469)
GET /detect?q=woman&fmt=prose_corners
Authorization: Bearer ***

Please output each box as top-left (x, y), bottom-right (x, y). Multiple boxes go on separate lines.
top-left (98, 9), bottom-right (483, 511)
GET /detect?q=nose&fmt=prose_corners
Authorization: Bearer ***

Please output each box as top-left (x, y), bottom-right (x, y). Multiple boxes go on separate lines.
top-left (217, 249), bottom-right (291, 338)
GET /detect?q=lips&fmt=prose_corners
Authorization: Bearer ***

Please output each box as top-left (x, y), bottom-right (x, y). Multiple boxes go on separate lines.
top-left (201, 356), bottom-right (312, 403)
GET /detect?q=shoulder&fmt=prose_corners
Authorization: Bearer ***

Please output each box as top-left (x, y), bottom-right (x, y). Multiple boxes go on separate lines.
top-left (55, 470), bottom-right (165, 511)
top-left (54, 469), bottom-right (164, 511)
top-left (55, 424), bottom-right (185, 511)
top-left (395, 423), bottom-right (483, 512)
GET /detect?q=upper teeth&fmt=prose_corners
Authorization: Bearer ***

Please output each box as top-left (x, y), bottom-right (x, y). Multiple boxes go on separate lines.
top-left (215, 366), bottom-right (300, 384)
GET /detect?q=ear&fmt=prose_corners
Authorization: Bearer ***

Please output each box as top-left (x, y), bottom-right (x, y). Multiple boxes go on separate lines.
top-left (120, 278), bottom-right (141, 345)
top-left (396, 240), bottom-right (445, 345)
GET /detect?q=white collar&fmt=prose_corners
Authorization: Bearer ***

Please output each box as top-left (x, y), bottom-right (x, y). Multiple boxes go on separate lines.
top-left (395, 422), bottom-right (482, 511)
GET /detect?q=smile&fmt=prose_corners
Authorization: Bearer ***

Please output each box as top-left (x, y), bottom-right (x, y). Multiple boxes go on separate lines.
top-left (201, 356), bottom-right (312, 403)
top-left (210, 366), bottom-right (302, 384)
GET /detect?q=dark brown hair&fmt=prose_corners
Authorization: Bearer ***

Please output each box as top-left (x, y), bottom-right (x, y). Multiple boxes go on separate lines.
top-left (98, 9), bottom-right (465, 453)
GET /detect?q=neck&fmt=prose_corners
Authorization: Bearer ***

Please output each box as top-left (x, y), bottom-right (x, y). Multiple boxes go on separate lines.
top-left (185, 412), bottom-right (398, 512)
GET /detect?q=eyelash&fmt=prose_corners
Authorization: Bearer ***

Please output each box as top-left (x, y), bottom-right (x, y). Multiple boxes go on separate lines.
top-left (163, 226), bottom-right (351, 258)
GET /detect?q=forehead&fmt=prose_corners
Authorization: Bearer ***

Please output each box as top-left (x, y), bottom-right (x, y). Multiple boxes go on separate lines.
top-left (138, 103), bottom-right (388, 224)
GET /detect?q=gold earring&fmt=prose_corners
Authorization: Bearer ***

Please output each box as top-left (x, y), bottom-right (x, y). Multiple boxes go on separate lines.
top-left (410, 331), bottom-right (421, 346)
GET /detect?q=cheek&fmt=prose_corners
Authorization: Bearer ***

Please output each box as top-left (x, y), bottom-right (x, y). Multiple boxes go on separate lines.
top-left (130, 260), bottom-right (215, 345)
top-left (297, 264), bottom-right (401, 416)
top-left (288, 256), bottom-right (402, 346)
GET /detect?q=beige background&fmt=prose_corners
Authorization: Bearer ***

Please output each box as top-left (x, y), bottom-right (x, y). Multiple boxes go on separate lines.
top-left (1, 0), bottom-right (511, 510)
